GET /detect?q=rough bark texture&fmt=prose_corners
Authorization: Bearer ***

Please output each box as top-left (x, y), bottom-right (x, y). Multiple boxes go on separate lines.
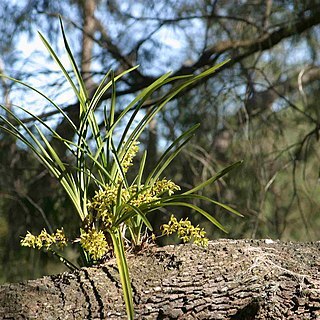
top-left (1, 239), bottom-right (320, 319)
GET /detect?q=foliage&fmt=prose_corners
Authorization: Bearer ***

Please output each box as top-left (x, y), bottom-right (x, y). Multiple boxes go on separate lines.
top-left (0, 19), bottom-right (242, 318)
top-left (1, 0), bottom-right (319, 289)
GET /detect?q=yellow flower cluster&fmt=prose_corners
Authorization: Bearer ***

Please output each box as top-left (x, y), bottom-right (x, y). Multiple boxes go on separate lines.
top-left (79, 228), bottom-right (109, 260)
top-left (161, 215), bottom-right (208, 246)
top-left (151, 179), bottom-right (181, 196)
top-left (83, 140), bottom-right (182, 257)
top-left (121, 141), bottom-right (139, 173)
top-left (20, 228), bottom-right (67, 250)
top-left (87, 188), bottom-right (115, 228)
top-left (87, 180), bottom-right (181, 227)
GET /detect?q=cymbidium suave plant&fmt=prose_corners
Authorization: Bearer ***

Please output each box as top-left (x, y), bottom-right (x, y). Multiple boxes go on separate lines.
top-left (0, 18), bottom-right (242, 319)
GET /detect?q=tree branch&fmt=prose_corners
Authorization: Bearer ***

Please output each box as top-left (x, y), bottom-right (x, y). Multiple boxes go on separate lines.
top-left (1, 240), bottom-right (319, 319)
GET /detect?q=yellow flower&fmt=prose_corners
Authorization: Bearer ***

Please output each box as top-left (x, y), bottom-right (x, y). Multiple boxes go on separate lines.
top-left (151, 179), bottom-right (181, 196)
top-left (121, 141), bottom-right (139, 173)
top-left (161, 215), bottom-right (208, 246)
top-left (87, 187), bottom-right (116, 228)
top-left (38, 229), bottom-right (56, 249)
top-left (21, 231), bottom-right (37, 248)
top-left (54, 228), bottom-right (68, 248)
top-left (20, 228), bottom-right (68, 250)
top-left (79, 228), bottom-right (109, 260)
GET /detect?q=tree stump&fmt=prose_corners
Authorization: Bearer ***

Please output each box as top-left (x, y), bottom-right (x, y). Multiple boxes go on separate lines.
top-left (1, 239), bottom-right (319, 319)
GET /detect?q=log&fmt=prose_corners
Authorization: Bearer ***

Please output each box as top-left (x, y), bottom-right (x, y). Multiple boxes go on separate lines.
top-left (1, 239), bottom-right (320, 319)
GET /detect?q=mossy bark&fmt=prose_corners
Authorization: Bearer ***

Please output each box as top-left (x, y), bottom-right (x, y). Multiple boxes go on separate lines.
top-left (1, 239), bottom-right (320, 319)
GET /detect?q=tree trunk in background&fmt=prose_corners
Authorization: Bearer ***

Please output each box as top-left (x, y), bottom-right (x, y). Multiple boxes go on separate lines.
top-left (1, 240), bottom-right (319, 319)
top-left (146, 116), bottom-right (158, 175)
top-left (51, 0), bottom-right (97, 157)
top-left (80, 0), bottom-right (96, 93)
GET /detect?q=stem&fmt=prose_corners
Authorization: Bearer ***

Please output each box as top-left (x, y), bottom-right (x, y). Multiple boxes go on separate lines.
top-left (49, 249), bottom-right (79, 271)
top-left (110, 228), bottom-right (134, 319)
top-left (79, 244), bottom-right (92, 267)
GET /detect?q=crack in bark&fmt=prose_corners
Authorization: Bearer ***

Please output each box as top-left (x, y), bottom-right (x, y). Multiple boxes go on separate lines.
top-left (101, 265), bottom-right (121, 289)
top-left (76, 270), bottom-right (92, 319)
top-left (154, 251), bottom-right (182, 271)
top-left (230, 298), bottom-right (261, 320)
top-left (51, 274), bottom-right (66, 309)
top-left (83, 268), bottom-right (105, 320)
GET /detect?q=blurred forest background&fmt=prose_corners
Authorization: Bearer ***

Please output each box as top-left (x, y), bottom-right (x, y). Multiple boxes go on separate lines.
top-left (1, 0), bottom-right (320, 283)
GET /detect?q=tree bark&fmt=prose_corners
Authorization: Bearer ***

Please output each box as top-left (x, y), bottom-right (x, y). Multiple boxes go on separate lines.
top-left (1, 239), bottom-right (320, 319)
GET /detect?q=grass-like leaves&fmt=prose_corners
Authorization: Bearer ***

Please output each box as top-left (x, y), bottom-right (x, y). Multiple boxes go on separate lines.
top-left (0, 18), bottom-right (242, 319)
